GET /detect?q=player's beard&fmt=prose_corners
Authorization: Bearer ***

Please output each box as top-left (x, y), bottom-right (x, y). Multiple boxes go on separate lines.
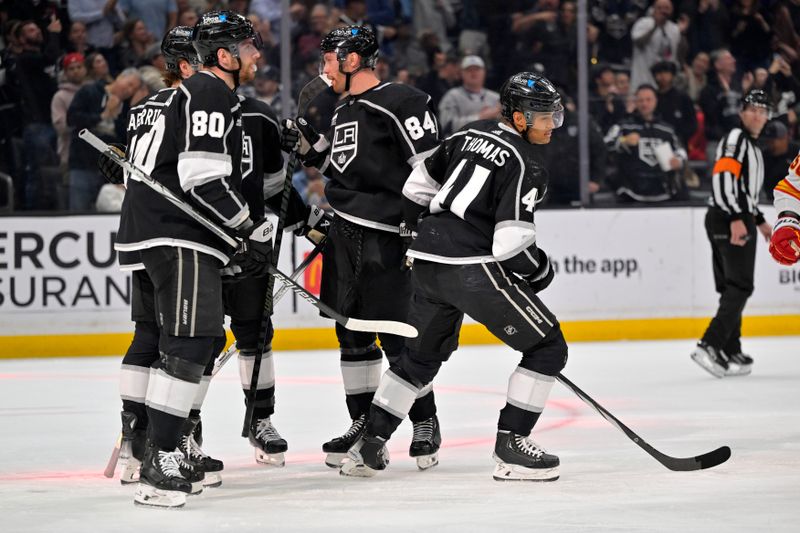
top-left (239, 59), bottom-right (258, 84)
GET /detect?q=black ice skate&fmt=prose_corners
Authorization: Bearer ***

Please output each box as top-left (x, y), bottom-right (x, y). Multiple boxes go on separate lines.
top-left (690, 341), bottom-right (729, 378)
top-left (723, 351), bottom-right (753, 377)
top-left (179, 416), bottom-right (223, 487)
top-left (322, 413), bottom-right (366, 468)
top-left (339, 434), bottom-right (390, 478)
top-left (492, 430), bottom-right (560, 482)
top-left (119, 411), bottom-right (146, 485)
top-left (248, 417), bottom-right (288, 467)
top-left (409, 415), bottom-right (441, 470)
top-left (134, 443), bottom-right (193, 508)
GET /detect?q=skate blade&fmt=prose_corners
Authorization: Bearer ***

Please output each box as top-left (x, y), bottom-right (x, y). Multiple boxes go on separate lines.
top-left (134, 483), bottom-right (187, 508)
top-left (339, 460), bottom-right (380, 478)
top-left (324, 452), bottom-right (347, 468)
top-left (187, 481), bottom-right (203, 495)
top-left (119, 457), bottom-right (141, 485)
top-left (724, 363), bottom-right (752, 377)
top-left (690, 352), bottom-right (726, 378)
top-left (492, 462), bottom-right (559, 482)
top-left (201, 472), bottom-right (222, 488)
top-left (415, 453), bottom-right (439, 471)
top-left (255, 449), bottom-right (285, 468)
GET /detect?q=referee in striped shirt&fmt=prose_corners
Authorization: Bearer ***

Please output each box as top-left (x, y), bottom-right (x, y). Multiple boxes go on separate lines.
top-left (691, 89), bottom-right (773, 378)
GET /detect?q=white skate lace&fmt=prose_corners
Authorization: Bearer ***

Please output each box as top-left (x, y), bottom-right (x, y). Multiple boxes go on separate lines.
top-left (183, 434), bottom-right (208, 461)
top-left (341, 414), bottom-right (366, 439)
top-left (412, 418), bottom-right (434, 443)
top-left (255, 418), bottom-right (283, 443)
top-left (158, 451), bottom-right (186, 478)
top-left (515, 436), bottom-right (545, 459)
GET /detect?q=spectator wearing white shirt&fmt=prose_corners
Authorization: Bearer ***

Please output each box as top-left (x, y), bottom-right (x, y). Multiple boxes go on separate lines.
top-left (438, 55), bottom-right (500, 135)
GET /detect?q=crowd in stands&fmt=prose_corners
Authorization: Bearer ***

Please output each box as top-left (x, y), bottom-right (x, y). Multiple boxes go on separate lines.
top-left (1, 0), bottom-right (799, 212)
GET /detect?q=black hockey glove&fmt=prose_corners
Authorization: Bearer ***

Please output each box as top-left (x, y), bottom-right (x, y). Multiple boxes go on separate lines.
top-left (97, 143), bottom-right (126, 185)
top-left (524, 248), bottom-right (554, 294)
top-left (281, 118), bottom-right (328, 160)
top-left (294, 204), bottom-right (332, 244)
top-left (231, 219), bottom-right (274, 278)
top-left (399, 221), bottom-right (416, 271)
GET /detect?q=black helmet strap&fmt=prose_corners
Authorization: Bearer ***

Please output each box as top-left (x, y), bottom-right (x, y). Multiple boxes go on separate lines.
top-left (214, 47), bottom-right (242, 89)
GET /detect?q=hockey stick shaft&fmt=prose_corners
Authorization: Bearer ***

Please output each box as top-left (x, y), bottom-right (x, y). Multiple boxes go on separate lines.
top-left (271, 237), bottom-right (325, 304)
top-left (556, 373), bottom-right (730, 471)
top-left (79, 129), bottom-right (238, 249)
top-left (242, 75), bottom-right (331, 436)
top-left (211, 243), bottom-right (324, 378)
top-left (103, 433), bottom-right (123, 478)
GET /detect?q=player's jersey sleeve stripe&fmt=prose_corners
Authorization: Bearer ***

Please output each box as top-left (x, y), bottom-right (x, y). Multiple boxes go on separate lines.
top-left (189, 176), bottom-right (250, 229)
top-left (776, 178), bottom-right (800, 200)
top-left (177, 151), bottom-right (233, 191)
top-left (403, 161), bottom-right (440, 206)
top-left (262, 168), bottom-right (286, 199)
top-left (492, 220), bottom-right (537, 263)
top-left (775, 177), bottom-right (800, 216)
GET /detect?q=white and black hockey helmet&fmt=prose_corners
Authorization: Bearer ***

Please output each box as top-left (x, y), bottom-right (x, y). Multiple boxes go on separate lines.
top-left (320, 25), bottom-right (378, 91)
top-left (192, 11), bottom-right (261, 86)
top-left (500, 72), bottom-right (564, 130)
top-left (162, 26), bottom-right (198, 75)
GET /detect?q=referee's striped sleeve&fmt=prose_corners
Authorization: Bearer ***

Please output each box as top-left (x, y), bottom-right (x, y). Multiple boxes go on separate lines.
top-left (711, 128), bottom-right (745, 217)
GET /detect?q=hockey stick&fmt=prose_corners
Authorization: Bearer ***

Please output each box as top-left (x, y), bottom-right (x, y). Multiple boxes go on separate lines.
top-left (556, 374), bottom-right (731, 471)
top-left (266, 262), bottom-right (417, 337)
top-left (242, 74), bottom-right (332, 437)
top-left (272, 236), bottom-right (325, 305)
top-left (103, 433), bottom-right (123, 478)
top-left (211, 240), bottom-right (325, 377)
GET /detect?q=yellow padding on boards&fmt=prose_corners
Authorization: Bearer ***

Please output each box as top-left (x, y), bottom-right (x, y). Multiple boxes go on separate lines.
top-left (1, 316), bottom-right (799, 359)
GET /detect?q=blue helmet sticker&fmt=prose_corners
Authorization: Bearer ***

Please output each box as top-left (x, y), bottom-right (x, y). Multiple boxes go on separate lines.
top-left (527, 79), bottom-right (534, 88)
top-left (219, 13), bottom-right (227, 22)
top-left (351, 28), bottom-right (359, 35)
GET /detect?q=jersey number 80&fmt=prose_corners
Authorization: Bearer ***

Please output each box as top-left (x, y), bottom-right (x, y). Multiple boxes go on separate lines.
top-left (192, 110), bottom-right (226, 138)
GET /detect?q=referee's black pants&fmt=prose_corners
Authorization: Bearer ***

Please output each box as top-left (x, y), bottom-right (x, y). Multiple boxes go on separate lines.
top-left (701, 207), bottom-right (756, 355)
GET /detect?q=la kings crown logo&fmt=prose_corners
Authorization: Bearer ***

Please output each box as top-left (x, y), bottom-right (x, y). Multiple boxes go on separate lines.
top-left (332, 121), bottom-right (358, 172)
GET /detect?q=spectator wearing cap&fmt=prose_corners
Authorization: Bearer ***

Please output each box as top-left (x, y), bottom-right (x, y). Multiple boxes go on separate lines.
top-left (438, 55), bottom-right (500, 135)
top-left (254, 66), bottom-right (292, 118)
top-left (652, 60), bottom-right (697, 146)
top-left (51, 53), bottom-right (88, 174)
top-left (761, 120), bottom-right (798, 201)
top-left (630, 0), bottom-right (680, 95)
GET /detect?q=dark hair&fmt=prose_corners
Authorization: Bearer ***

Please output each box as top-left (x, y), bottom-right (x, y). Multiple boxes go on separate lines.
top-left (635, 83), bottom-right (658, 96)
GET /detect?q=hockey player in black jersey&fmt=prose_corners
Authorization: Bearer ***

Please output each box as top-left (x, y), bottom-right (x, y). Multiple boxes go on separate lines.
top-left (228, 67), bottom-right (331, 469)
top-left (340, 73), bottom-right (569, 482)
top-left (282, 25), bottom-right (443, 470)
top-left (112, 12), bottom-right (271, 508)
top-left (108, 25), bottom-right (217, 496)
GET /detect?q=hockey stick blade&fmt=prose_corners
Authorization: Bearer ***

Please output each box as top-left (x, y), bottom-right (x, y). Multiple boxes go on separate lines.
top-left (103, 433), bottom-right (123, 478)
top-left (557, 374), bottom-right (731, 471)
top-left (296, 75), bottom-right (332, 117)
top-left (267, 264), bottom-right (418, 338)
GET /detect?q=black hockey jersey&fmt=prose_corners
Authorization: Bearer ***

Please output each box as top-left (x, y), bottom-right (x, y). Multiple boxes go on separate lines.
top-left (239, 95), bottom-right (306, 229)
top-left (305, 82), bottom-right (440, 232)
top-left (402, 120), bottom-right (547, 277)
top-left (115, 71), bottom-right (249, 265)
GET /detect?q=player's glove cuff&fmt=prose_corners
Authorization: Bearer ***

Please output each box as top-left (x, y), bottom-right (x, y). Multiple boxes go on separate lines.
top-left (769, 216), bottom-right (800, 265)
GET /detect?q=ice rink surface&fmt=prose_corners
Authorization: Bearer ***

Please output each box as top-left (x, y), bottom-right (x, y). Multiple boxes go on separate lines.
top-left (1, 336), bottom-right (799, 532)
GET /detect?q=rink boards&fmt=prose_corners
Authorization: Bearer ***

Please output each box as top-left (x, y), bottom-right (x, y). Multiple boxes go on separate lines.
top-left (1, 207), bottom-right (799, 357)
